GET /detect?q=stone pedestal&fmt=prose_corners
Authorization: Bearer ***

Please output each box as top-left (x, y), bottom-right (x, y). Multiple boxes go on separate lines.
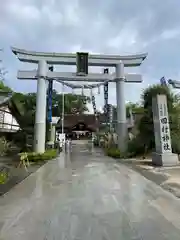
top-left (49, 125), bottom-right (56, 144)
top-left (152, 94), bottom-right (179, 166)
top-left (152, 152), bottom-right (179, 166)
top-left (47, 125), bottom-right (56, 148)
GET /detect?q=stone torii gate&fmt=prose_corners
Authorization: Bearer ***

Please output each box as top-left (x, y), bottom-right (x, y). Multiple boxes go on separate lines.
top-left (168, 79), bottom-right (180, 89)
top-left (12, 47), bottom-right (147, 153)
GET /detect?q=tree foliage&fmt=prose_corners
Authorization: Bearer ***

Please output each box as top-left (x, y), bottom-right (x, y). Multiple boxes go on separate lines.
top-left (0, 81), bottom-right (90, 130)
top-left (142, 84), bottom-right (174, 112)
top-left (51, 90), bottom-right (90, 116)
top-left (0, 81), bottom-right (12, 92)
top-left (108, 102), bottom-right (144, 119)
top-left (136, 84), bottom-right (180, 153)
top-left (125, 102), bottom-right (144, 117)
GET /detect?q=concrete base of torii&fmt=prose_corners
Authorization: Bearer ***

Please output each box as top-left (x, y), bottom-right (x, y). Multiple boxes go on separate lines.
top-left (46, 125), bottom-right (56, 147)
top-left (152, 152), bottom-right (179, 167)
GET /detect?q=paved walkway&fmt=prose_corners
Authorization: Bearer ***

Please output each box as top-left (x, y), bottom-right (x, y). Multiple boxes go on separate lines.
top-left (1, 145), bottom-right (180, 239)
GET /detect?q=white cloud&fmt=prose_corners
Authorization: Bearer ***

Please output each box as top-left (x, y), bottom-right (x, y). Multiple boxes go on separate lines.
top-left (63, 0), bottom-right (80, 26)
top-left (1, 0), bottom-right (180, 112)
top-left (41, 6), bottom-right (63, 27)
top-left (5, 2), bottom-right (40, 21)
top-left (106, 22), bottom-right (141, 54)
top-left (161, 29), bottom-right (180, 40)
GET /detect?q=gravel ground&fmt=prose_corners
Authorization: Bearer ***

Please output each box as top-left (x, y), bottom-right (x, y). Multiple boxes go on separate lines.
top-left (0, 156), bottom-right (45, 196)
top-left (120, 158), bottom-right (180, 198)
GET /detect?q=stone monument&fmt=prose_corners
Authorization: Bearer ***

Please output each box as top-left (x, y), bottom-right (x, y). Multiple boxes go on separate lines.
top-left (152, 94), bottom-right (179, 166)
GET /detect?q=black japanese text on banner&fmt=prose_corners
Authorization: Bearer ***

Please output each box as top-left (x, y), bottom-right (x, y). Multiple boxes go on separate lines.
top-left (104, 82), bottom-right (109, 123)
top-left (47, 80), bottom-right (53, 123)
top-left (91, 95), bottom-right (97, 115)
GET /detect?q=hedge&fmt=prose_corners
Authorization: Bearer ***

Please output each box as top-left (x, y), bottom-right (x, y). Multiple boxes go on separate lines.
top-left (19, 149), bottom-right (58, 163)
top-left (105, 147), bottom-right (121, 158)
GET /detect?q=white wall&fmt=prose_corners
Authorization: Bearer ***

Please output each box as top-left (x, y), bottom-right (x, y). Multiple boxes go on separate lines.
top-left (0, 106), bottom-right (20, 131)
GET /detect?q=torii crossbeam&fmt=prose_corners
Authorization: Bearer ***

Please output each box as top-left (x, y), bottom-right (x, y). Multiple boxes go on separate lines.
top-left (17, 70), bottom-right (143, 83)
top-left (12, 47), bottom-right (147, 67)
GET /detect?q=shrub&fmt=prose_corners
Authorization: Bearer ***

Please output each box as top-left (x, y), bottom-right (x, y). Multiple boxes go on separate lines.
top-left (19, 149), bottom-right (58, 163)
top-left (171, 132), bottom-right (180, 154)
top-left (106, 147), bottom-right (121, 158)
top-left (0, 137), bottom-right (10, 156)
top-left (0, 171), bottom-right (9, 184)
top-left (105, 137), bottom-right (148, 159)
top-left (93, 138), bottom-right (99, 147)
top-left (127, 136), bottom-right (145, 157)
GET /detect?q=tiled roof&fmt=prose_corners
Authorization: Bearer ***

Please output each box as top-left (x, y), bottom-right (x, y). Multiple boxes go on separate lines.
top-left (57, 113), bottom-right (143, 129)
top-left (57, 114), bottom-right (99, 129)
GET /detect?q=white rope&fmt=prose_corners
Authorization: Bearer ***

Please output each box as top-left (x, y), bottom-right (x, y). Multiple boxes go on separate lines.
top-left (90, 88), bottom-right (93, 97)
top-left (46, 76), bottom-right (112, 90)
top-left (81, 86), bottom-right (84, 96)
top-left (98, 85), bottom-right (100, 94)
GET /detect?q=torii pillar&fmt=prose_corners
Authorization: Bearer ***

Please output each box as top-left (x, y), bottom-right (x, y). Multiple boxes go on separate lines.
top-left (34, 60), bottom-right (47, 153)
top-left (116, 61), bottom-right (127, 152)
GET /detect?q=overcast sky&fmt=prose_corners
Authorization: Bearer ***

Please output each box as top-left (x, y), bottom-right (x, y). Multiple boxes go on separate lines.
top-left (1, 0), bottom-right (180, 112)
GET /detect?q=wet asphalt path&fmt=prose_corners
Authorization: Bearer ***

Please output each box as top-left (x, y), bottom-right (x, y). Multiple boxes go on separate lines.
top-left (1, 143), bottom-right (180, 239)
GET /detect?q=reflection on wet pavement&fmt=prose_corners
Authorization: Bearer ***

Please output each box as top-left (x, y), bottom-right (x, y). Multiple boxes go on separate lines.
top-left (0, 144), bottom-right (180, 239)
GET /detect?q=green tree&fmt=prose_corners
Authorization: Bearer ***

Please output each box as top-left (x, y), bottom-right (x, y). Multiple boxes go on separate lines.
top-left (51, 91), bottom-right (90, 116)
top-left (109, 103), bottom-right (144, 119)
top-left (142, 85), bottom-right (174, 112)
top-left (0, 81), bottom-right (12, 92)
top-left (9, 89), bottom-right (90, 129)
top-left (0, 80), bottom-right (90, 129)
top-left (138, 84), bottom-right (180, 152)
top-left (125, 102), bottom-right (144, 117)
top-left (9, 94), bottom-right (34, 132)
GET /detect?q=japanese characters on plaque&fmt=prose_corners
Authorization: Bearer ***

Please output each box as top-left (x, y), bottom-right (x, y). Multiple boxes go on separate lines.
top-left (158, 97), bottom-right (172, 153)
top-left (104, 83), bottom-right (109, 124)
top-left (91, 95), bottom-right (97, 116)
top-left (109, 104), bottom-right (113, 126)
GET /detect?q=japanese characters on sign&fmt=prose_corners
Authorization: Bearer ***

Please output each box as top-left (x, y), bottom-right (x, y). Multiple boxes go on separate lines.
top-left (159, 100), bottom-right (171, 153)
top-left (108, 104), bottom-right (113, 131)
top-left (76, 52), bottom-right (88, 75)
top-left (91, 95), bottom-right (99, 122)
top-left (47, 80), bottom-right (53, 123)
top-left (104, 83), bottom-right (109, 124)
top-left (109, 105), bottom-right (113, 125)
top-left (91, 95), bottom-right (97, 115)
